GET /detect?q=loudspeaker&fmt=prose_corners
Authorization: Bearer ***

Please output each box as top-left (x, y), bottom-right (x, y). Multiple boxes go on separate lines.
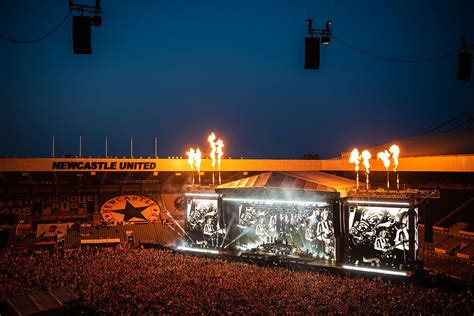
top-left (424, 206), bottom-right (433, 243)
top-left (457, 52), bottom-right (471, 81)
top-left (73, 16), bottom-right (92, 54)
top-left (304, 37), bottom-right (320, 69)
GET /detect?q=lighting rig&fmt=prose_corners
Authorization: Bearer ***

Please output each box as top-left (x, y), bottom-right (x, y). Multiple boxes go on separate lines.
top-left (304, 19), bottom-right (332, 69)
top-left (69, 0), bottom-right (102, 54)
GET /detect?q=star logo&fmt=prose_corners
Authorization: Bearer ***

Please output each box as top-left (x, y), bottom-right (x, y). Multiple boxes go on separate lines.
top-left (111, 200), bottom-right (148, 221)
top-left (100, 195), bottom-right (162, 223)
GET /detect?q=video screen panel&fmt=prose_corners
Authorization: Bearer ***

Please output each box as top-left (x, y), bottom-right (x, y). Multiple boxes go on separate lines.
top-left (231, 202), bottom-right (336, 261)
top-left (348, 206), bottom-right (417, 270)
top-left (186, 199), bottom-right (220, 247)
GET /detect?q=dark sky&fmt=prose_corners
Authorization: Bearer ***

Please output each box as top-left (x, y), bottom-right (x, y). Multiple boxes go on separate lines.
top-left (1, 1), bottom-right (473, 159)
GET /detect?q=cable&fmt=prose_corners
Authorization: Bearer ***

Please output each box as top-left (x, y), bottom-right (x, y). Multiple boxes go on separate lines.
top-left (331, 34), bottom-right (459, 63)
top-left (0, 10), bottom-right (72, 44)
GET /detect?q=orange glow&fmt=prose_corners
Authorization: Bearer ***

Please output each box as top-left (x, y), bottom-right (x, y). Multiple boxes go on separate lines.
top-left (186, 148), bottom-right (195, 170)
top-left (208, 133), bottom-right (217, 169)
top-left (195, 148), bottom-right (202, 174)
top-left (349, 148), bottom-right (360, 171)
top-left (377, 150), bottom-right (391, 170)
top-left (389, 144), bottom-right (400, 171)
top-left (216, 139), bottom-right (224, 171)
top-left (361, 150), bottom-right (371, 174)
top-left (195, 148), bottom-right (202, 184)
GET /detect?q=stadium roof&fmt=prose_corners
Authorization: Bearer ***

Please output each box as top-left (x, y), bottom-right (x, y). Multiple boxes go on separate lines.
top-left (369, 130), bottom-right (474, 157)
top-left (216, 171), bottom-right (356, 197)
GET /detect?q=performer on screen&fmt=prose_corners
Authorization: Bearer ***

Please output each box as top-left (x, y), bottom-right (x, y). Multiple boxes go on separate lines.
top-left (203, 217), bottom-right (217, 247)
top-left (374, 229), bottom-right (391, 252)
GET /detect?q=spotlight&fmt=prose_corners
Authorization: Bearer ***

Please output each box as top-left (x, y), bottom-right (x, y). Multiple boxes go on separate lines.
top-left (321, 35), bottom-right (330, 45)
top-left (321, 20), bottom-right (332, 45)
top-left (325, 20), bottom-right (332, 31)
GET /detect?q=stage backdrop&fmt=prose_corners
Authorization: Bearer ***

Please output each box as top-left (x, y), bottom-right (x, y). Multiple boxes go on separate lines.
top-left (223, 200), bottom-right (336, 261)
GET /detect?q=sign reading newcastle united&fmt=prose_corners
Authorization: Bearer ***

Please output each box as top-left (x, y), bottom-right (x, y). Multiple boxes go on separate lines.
top-left (52, 161), bottom-right (157, 171)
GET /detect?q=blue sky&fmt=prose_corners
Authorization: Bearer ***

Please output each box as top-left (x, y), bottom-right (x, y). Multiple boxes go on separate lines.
top-left (1, 0), bottom-right (473, 158)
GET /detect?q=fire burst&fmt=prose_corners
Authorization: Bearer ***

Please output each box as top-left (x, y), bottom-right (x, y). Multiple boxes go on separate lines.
top-left (186, 148), bottom-right (196, 185)
top-left (216, 139), bottom-right (224, 184)
top-left (389, 144), bottom-right (400, 190)
top-left (377, 150), bottom-right (391, 190)
top-left (208, 133), bottom-right (217, 185)
top-left (208, 132), bottom-right (224, 185)
top-left (361, 150), bottom-right (371, 190)
top-left (349, 148), bottom-right (361, 189)
top-left (186, 148), bottom-right (202, 185)
top-left (195, 148), bottom-right (202, 184)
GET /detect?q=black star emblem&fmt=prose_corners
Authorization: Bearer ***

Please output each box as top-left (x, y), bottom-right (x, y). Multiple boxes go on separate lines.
top-left (112, 201), bottom-right (148, 221)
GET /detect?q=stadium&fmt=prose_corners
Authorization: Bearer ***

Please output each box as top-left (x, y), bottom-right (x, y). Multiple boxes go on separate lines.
top-left (1, 127), bottom-right (473, 314)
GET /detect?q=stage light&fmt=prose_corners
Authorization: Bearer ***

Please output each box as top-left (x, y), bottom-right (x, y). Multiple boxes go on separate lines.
top-left (347, 200), bottom-right (410, 206)
top-left (342, 265), bottom-right (408, 276)
top-left (222, 197), bottom-right (327, 207)
top-left (184, 193), bottom-right (219, 198)
top-left (176, 246), bottom-right (219, 254)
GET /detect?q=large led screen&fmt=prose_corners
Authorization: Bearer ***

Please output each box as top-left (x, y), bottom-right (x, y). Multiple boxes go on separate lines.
top-left (348, 206), bottom-right (417, 270)
top-left (230, 202), bottom-right (336, 261)
top-left (186, 199), bottom-right (221, 247)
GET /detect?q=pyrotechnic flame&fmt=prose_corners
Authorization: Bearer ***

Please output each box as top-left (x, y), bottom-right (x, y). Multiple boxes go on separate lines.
top-left (349, 148), bottom-right (360, 171)
top-left (195, 148), bottom-right (202, 184)
top-left (216, 139), bottom-right (224, 171)
top-left (186, 148), bottom-right (195, 170)
top-left (208, 133), bottom-right (217, 169)
top-left (361, 150), bottom-right (371, 174)
top-left (195, 148), bottom-right (202, 173)
top-left (389, 144), bottom-right (400, 171)
top-left (377, 150), bottom-right (391, 170)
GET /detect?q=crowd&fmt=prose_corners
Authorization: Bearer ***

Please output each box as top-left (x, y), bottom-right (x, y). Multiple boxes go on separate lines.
top-left (1, 247), bottom-right (472, 314)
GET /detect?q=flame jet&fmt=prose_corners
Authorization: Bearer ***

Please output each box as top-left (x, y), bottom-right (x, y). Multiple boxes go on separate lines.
top-left (361, 150), bottom-right (371, 190)
top-left (208, 133), bottom-right (217, 185)
top-left (186, 148), bottom-right (196, 185)
top-left (195, 148), bottom-right (202, 185)
top-left (216, 139), bottom-right (224, 184)
top-left (389, 145), bottom-right (400, 190)
top-left (377, 150), bottom-right (391, 190)
top-left (349, 148), bottom-right (361, 190)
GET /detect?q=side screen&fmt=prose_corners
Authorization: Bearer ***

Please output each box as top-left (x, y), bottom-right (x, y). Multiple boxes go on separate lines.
top-left (348, 206), bottom-right (417, 270)
top-left (186, 199), bottom-right (219, 247)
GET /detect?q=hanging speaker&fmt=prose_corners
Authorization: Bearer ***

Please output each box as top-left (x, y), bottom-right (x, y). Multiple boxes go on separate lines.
top-left (73, 16), bottom-right (92, 54)
top-left (457, 52), bottom-right (471, 81)
top-left (304, 37), bottom-right (320, 69)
